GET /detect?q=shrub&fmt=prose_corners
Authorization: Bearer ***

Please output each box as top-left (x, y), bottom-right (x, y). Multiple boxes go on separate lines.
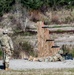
top-left (21, 41), bottom-right (35, 56)
top-left (62, 45), bottom-right (69, 55)
top-left (21, 0), bottom-right (74, 10)
top-left (21, 0), bottom-right (43, 10)
top-left (71, 49), bottom-right (74, 57)
top-left (0, 0), bottom-right (74, 16)
top-left (51, 15), bottom-right (60, 24)
top-left (12, 41), bottom-right (36, 59)
top-left (12, 50), bottom-right (20, 59)
top-left (56, 29), bottom-right (63, 33)
top-left (62, 45), bottom-right (74, 57)
top-left (0, 0), bottom-right (15, 16)
top-left (44, 18), bottom-right (50, 25)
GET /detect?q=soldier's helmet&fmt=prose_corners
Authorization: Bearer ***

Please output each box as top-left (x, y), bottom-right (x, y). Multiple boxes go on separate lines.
top-left (3, 29), bottom-right (8, 34)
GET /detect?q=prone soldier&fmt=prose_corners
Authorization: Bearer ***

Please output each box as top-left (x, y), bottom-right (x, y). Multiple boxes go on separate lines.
top-left (53, 50), bottom-right (64, 62)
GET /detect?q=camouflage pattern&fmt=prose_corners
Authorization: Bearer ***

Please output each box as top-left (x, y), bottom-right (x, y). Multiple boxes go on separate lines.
top-left (0, 34), bottom-right (14, 69)
top-left (58, 50), bottom-right (63, 55)
top-left (52, 54), bottom-right (63, 61)
top-left (51, 49), bottom-right (64, 62)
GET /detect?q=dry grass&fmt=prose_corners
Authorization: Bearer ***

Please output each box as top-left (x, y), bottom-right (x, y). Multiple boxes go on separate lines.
top-left (0, 69), bottom-right (74, 75)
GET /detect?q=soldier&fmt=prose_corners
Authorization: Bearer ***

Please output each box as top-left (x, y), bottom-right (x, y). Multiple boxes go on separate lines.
top-left (0, 30), bottom-right (14, 70)
top-left (53, 50), bottom-right (64, 62)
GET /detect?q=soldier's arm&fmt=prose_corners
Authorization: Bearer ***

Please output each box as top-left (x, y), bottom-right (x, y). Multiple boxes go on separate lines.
top-left (8, 38), bottom-right (14, 50)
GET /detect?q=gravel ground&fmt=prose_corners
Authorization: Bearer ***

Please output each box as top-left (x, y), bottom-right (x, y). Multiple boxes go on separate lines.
top-left (0, 59), bottom-right (74, 70)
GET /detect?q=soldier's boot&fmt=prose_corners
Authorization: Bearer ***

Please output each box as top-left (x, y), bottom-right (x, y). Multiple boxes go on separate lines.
top-left (3, 62), bottom-right (8, 70)
top-left (5, 68), bottom-right (8, 70)
top-left (3, 62), bottom-right (5, 69)
top-left (5, 68), bottom-right (11, 70)
top-left (4, 62), bottom-right (10, 70)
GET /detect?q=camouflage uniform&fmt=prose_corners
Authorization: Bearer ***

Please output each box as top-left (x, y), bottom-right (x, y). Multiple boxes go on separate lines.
top-left (53, 50), bottom-right (64, 62)
top-left (0, 33), bottom-right (14, 70)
